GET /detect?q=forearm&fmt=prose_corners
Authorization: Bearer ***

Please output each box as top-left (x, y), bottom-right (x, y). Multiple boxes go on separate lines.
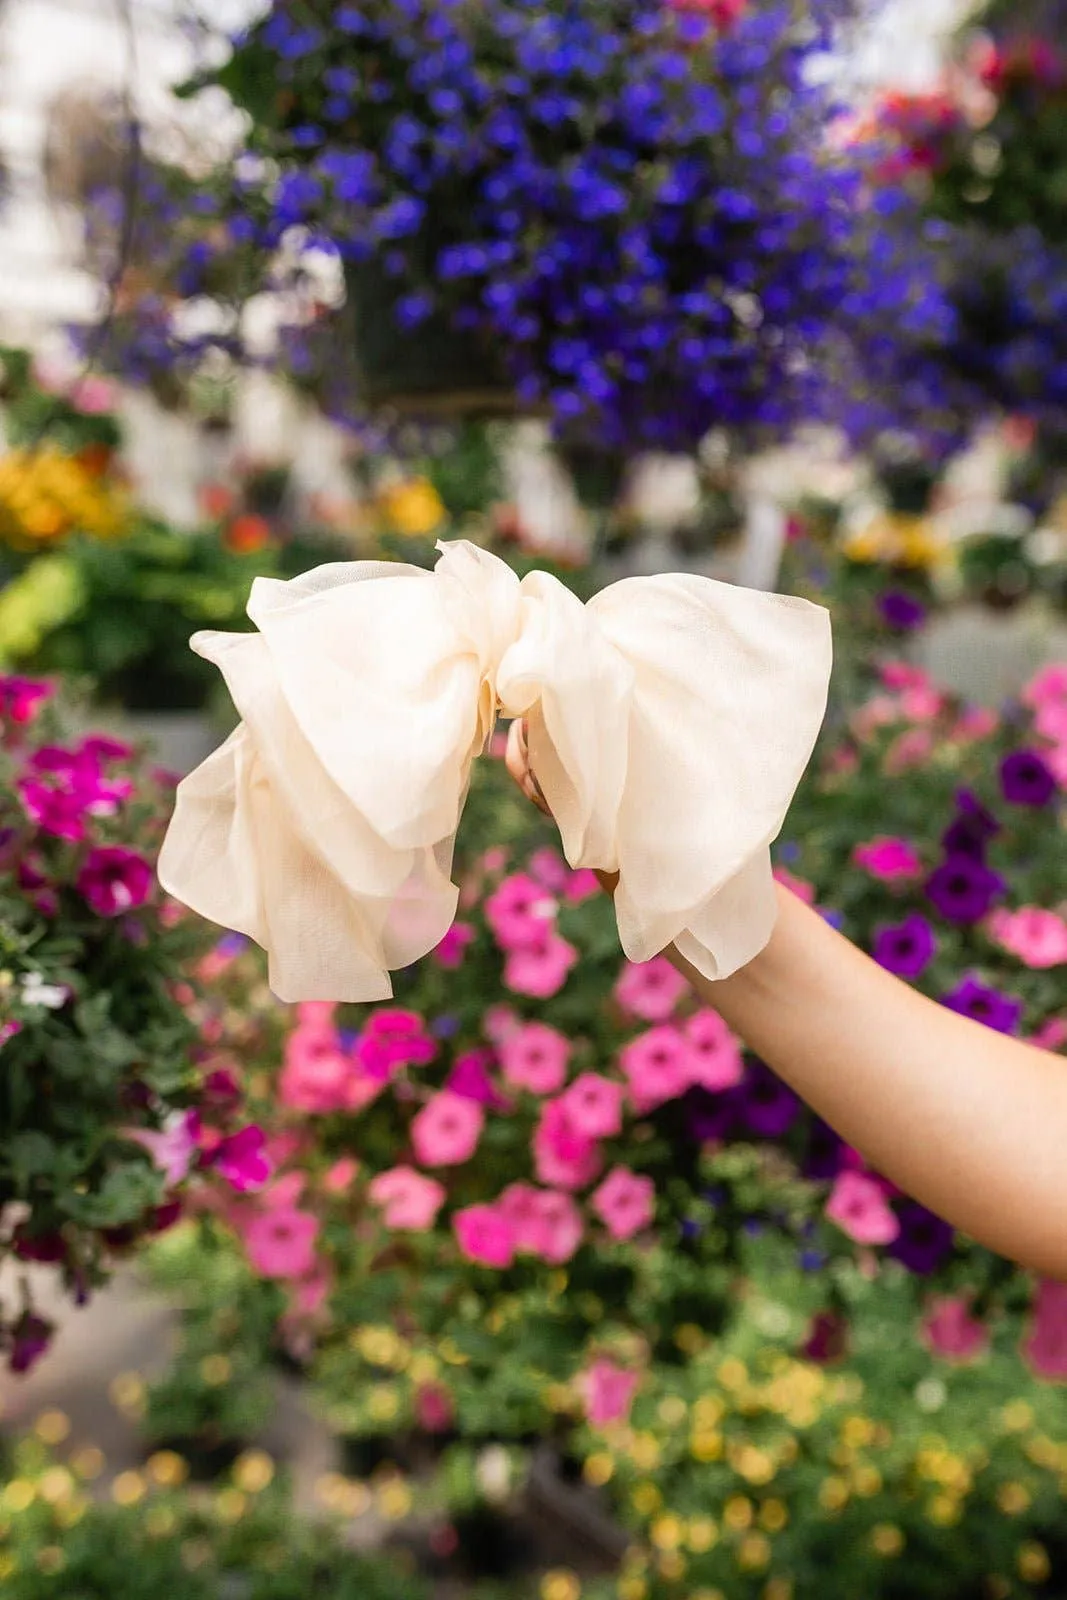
top-left (669, 885), bottom-right (1067, 1277)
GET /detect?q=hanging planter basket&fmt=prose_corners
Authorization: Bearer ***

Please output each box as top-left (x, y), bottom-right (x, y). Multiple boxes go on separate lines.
top-left (345, 261), bottom-right (525, 419)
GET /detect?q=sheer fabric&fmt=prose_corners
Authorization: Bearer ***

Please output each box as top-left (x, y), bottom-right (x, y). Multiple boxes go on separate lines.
top-left (158, 540), bottom-right (832, 1001)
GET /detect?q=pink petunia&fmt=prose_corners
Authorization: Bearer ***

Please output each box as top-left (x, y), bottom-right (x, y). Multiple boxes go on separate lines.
top-left (852, 836), bottom-right (923, 882)
top-left (1022, 664), bottom-right (1067, 709)
top-left (411, 1090), bottom-right (484, 1167)
top-left (453, 1204), bottom-right (516, 1268)
top-left (885, 728), bottom-right (935, 773)
top-left (613, 956), bottom-right (689, 1022)
top-left (922, 1295), bottom-right (989, 1364)
top-left (533, 1099), bottom-right (603, 1190)
top-left (773, 867), bottom-right (817, 905)
top-left (447, 1047), bottom-right (509, 1109)
top-left (1022, 1277), bottom-right (1067, 1380)
top-left (951, 705), bottom-right (999, 743)
top-left (580, 1358), bottom-right (641, 1428)
top-left (322, 1156), bottom-right (360, 1194)
top-left (563, 868), bottom-right (601, 903)
top-left (369, 1165), bottom-right (446, 1230)
top-left (129, 1111), bottom-right (198, 1188)
top-left (899, 684), bottom-right (944, 723)
top-left (243, 1206), bottom-right (320, 1279)
top-left (528, 847), bottom-right (571, 893)
top-left (432, 921), bottom-right (476, 970)
top-left (988, 906), bottom-right (1067, 969)
top-left (295, 1001), bottom-right (337, 1038)
top-left (499, 1021), bottom-right (571, 1094)
top-left (591, 1167), bottom-right (655, 1241)
top-left (620, 1025), bottom-right (693, 1112)
top-left (1034, 701), bottom-right (1067, 744)
top-left (498, 1183), bottom-right (583, 1264)
top-left (880, 661), bottom-right (935, 693)
top-left (684, 1008), bottom-right (745, 1091)
top-left (358, 1008), bottom-right (436, 1077)
top-left (259, 1171), bottom-right (306, 1209)
top-left (560, 1073), bottom-right (625, 1139)
top-left (211, 1124), bottom-right (272, 1192)
top-left (483, 1004), bottom-right (521, 1045)
top-left (825, 1171), bottom-right (900, 1246)
top-left (280, 1025), bottom-right (367, 1115)
top-left (503, 925), bottom-right (579, 998)
top-left (1031, 1017), bottom-right (1067, 1051)
top-left (484, 871), bottom-right (555, 951)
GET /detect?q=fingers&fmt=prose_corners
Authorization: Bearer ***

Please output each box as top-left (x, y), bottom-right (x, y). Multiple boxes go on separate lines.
top-left (504, 718), bottom-right (551, 816)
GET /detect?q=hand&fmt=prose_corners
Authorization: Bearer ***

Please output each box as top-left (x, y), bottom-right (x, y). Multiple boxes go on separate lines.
top-left (504, 718), bottom-right (619, 894)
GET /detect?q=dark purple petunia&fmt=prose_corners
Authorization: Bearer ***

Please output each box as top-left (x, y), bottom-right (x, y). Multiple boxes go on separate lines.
top-left (1000, 749), bottom-right (1057, 808)
top-left (942, 789), bottom-right (1000, 859)
top-left (738, 1061), bottom-right (801, 1138)
top-left (872, 913), bottom-right (937, 979)
top-left (685, 1087), bottom-right (740, 1143)
top-left (877, 590), bottom-right (927, 632)
top-left (942, 975), bottom-right (1023, 1035)
top-left (802, 1309), bottom-right (849, 1364)
top-left (925, 855), bottom-right (1005, 924)
top-left (804, 1118), bottom-right (847, 1181)
top-left (888, 1201), bottom-right (954, 1274)
top-left (9, 1311), bottom-right (54, 1374)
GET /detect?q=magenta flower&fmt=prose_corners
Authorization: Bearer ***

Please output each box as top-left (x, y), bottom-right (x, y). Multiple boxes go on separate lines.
top-left (560, 1073), bottom-right (625, 1139)
top-left (528, 847), bottom-right (571, 893)
top-left (613, 956), bottom-right (689, 1022)
top-left (591, 1167), bottom-right (655, 1241)
top-left (825, 1172), bottom-right (899, 1246)
top-left (243, 1206), bottom-right (320, 1279)
top-left (772, 866), bottom-right (817, 905)
top-left (533, 1099), bottom-right (603, 1190)
top-left (211, 1125), bottom-right (272, 1192)
top-left (922, 1295), bottom-right (989, 1365)
top-left (411, 1090), bottom-right (484, 1167)
top-left (580, 1358), bottom-right (641, 1428)
top-left (447, 1047), bottom-right (509, 1109)
top-left (0, 674), bottom-right (52, 725)
top-left (432, 920), bottom-right (476, 969)
top-left (1022, 664), bottom-right (1067, 709)
top-left (852, 836), bottom-right (923, 882)
top-left (500, 1021), bottom-right (571, 1095)
top-left (620, 1025), bottom-right (693, 1112)
top-left (369, 1165), bottom-right (446, 1230)
top-left (563, 868), bottom-right (601, 903)
top-left (453, 1203), bottom-right (516, 1268)
top-left (18, 777), bottom-right (88, 842)
top-left (358, 1007), bottom-right (436, 1075)
top-left (684, 1008), bottom-right (744, 1091)
top-left (503, 924), bottom-right (578, 997)
top-left (76, 847), bottom-right (153, 917)
top-left (498, 1183), bottom-right (583, 1263)
top-left (1022, 1277), bottom-right (1067, 1380)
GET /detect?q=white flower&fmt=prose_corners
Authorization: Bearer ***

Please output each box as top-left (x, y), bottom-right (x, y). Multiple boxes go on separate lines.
top-left (475, 1445), bottom-right (512, 1504)
top-left (20, 973), bottom-right (70, 1010)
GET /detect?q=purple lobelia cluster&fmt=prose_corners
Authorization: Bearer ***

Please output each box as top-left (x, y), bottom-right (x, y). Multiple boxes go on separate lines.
top-left (82, 0), bottom-right (964, 453)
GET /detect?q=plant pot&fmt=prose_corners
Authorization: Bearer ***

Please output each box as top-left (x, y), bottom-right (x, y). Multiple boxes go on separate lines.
top-left (345, 262), bottom-right (520, 418)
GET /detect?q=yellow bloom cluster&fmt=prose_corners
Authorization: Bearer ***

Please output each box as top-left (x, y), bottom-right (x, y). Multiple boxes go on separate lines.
top-left (376, 477), bottom-right (446, 538)
top-left (0, 446), bottom-right (128, 549)
top-left (841, 510), bottom-right (944, 571)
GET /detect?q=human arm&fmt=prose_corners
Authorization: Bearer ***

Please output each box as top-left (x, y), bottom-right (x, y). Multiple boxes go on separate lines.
top-left (506, 718), bottom-right (1067, 1278)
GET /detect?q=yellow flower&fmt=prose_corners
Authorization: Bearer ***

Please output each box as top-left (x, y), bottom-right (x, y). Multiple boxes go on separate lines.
top-left (200, 1353), bottom-right (232, 1386)
top-left (926, 1494), bottom-right (962, 1527)
top-left (377, 1479), bottom-right (413, 1521)
top-left (871, 1524), bottom-right (904, 1557)
top-left (818, 1477), bottom-right (849, 1513)
top-left (851, 1464), bottom-right (883, 1498)
top-left (759, 1499), bottom-right (789, 1533)
top-left (1, 1480), bottom-right (35, 1514)
top-left (145, 1506), bottom-right (178, 1539)
top-left (1000, 1401), bottom-right (1034, 1433)
top-left (368, 1384), bottom-right (400, 1423)
top-left (215, 1489), bottom-right (247, 1524)
top-left (690, 1430), bottom-right (723, 1463)
top-left (691, 1590), bottom-right (726, 1600)
top-left (33, 1410), bottom-right (71, 1446)
top-left (674, 1324), bottom-right (705, 1355)
top-left (658, 1396), bottom-right (687, 1428)
top-left (378, 478), bottom-right (446, 538)
top-left (1017, 1542), bottom-right (1051, 1584)
top-left (763, 1579), bottom-right (793, 1600)
top-left (111, 1471), bottom-right (147, 1508)
top-left (651, 1514), bottom-right (684, 1551)
top-left (737, 1532), bottom-right (772, 1571)
top-left (631, 1481), bottom-right (661, 1517)
top-left (630, 1434), bottom-right (661, 1471)
top-left (732, 1445), bottom-right (776, 1486)
top-left (841, 1415), bottom-right (875, 1449)
top-left (723, 1495), bottom-right (754, 1532)
top-left (583, 1453), bottom-right (615, 1487)
top-left (37, 1467), bottom-right (74, 1505)
top-left (1024, 1434), bottom-right (1060, 1471)
top-left (718, 1358), bottom-right (748, 1390)
top-left (542, 1572), bottom-right (582, 1600)
top-left (147, 1451), bottom-right (189, 1489)
top-left (996, 1481), bottom-right (1031, 1516)
top-left (686, 1517), bottom-right (719, 1553)
top-left (657, 1552), bottom-right (686, 1581)
top-left (70, 1447), bottom-right (105, 1482)
top-left (109, 1372), bottom-right (145, 1416)
top-left (233, 1450), bottom-right (275, 1494)
top-left (616, 1579), bottom-right (647, 1600)
top-left (52, 1495), bottom-right (87, 1530)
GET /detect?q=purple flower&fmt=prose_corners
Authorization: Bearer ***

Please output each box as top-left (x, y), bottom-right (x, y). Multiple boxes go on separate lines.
top-left (804, 1118), bottom-right (847, 1181)
top-left (888, 1201), bottom-right (954, 1274)
top-left (685, 1086), bottom-right (740, 1142)
top-left (1000, 749), bottom-right (1057, 808)
top-left (941, 788), bottom-right (1000, 858)
top-left (76, 847), bottom-right (153, 917)
top-left (872, 913), bottom-right (937, 979)
top-left (211, 1125), bottom-right (272, 1193)
top-left (9, 1312), bottom-right (54, 1374)
top-left (738, 1061), bottom-right (800, 1138)
top-left (925, 855), bottom-right (1005, 924)
top-left (942, 976), bottom-right (1023, 1035)
top-left (877, 590), bottom-right (927, 631)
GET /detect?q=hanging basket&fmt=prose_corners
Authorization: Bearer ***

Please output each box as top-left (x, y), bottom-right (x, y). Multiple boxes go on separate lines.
top-left (345, 262), bottom-right (524, 419)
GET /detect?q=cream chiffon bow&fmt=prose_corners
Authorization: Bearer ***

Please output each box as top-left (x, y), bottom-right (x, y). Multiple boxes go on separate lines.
top-left (158, 540), bottom-right (832, 1002)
